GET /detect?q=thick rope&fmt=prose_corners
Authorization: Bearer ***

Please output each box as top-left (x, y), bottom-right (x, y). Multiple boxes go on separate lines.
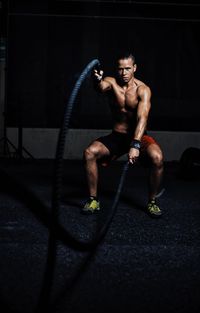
top-left (36, 59), bottom-right (130, 313)
top-left (51, 58), bottom-right (129, 250)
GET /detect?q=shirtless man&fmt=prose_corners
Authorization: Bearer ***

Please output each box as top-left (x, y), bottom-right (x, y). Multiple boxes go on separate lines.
top-left (82, 52), bottom-right (164, 217)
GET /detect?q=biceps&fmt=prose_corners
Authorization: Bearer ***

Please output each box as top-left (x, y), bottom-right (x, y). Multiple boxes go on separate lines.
top-left (137, 101), bottom-right (151, 120)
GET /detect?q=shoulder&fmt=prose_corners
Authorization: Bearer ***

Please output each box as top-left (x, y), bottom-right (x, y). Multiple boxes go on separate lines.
top-left (98, 76), bottom-right (116, 92)
top-left (103, 76), bottom-right (116, 84)
top-left (135, 79), bottom-right (151, 98)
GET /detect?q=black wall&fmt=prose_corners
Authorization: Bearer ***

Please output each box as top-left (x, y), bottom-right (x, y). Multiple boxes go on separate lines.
top-left (5, 0), bottom-right (200, 130)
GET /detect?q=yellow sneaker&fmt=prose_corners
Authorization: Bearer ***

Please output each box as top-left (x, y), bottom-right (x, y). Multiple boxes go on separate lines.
top-left (147, 199), bottom-right (162, 217)
top-left (82, 198), bottom-right (100, 214)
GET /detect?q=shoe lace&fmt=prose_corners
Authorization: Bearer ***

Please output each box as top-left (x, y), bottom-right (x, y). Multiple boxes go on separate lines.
top-left (86, 199), bottom-right (98, 208)
top-left (148, 200), bottom-right (160, 212)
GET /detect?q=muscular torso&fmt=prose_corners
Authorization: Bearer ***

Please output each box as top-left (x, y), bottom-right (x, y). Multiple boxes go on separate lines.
top-left (106, 77), bottom-right (145, 134)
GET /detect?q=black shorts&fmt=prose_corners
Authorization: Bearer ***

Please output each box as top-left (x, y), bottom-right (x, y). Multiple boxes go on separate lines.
top-left (96, 131), bottom-right (132, 159)
top-left (96, 130), bottom-right (158, 166)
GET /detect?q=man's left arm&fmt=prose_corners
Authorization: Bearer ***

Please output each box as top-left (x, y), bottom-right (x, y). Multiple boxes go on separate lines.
top-left (128, 85), bottom-right (151, 164)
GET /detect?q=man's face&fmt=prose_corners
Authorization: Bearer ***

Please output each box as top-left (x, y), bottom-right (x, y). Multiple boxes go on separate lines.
top-left (117, 57), bottom-right (136, 83)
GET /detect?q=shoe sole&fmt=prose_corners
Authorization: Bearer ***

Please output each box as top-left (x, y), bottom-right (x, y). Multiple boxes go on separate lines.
top-left (147, 211), bottom-right (163, 218)
top-left (81, 208), bottom-right (100, 214)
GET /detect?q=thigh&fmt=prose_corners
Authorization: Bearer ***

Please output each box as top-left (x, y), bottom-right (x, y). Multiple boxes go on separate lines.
top-left (140, 135), bottom-right (163, 165)
top-left (87, 140), bottom-right (111, 160)
top-left (146, 142), bottom-right (163, 157)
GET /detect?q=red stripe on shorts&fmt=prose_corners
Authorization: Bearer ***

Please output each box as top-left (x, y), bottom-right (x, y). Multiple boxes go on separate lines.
top-left (141, 135), bottom-right (157, 151)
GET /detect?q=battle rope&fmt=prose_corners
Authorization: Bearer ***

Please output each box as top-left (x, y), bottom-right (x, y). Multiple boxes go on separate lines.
top-left (36, 59), bottom-right (130, 313)
top-left (51, 58), bottom-right (129, 250)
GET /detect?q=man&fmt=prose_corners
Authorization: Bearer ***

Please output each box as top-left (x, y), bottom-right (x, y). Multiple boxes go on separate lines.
top-left (82, 52), bottom-right (164, 217)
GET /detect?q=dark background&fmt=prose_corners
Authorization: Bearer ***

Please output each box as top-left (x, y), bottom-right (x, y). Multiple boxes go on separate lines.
top-left (2, 0), bottom-right (200, 130)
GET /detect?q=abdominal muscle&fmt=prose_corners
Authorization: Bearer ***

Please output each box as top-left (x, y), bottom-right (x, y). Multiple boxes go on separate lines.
top-left (112, 109), bottom-right (137, 134)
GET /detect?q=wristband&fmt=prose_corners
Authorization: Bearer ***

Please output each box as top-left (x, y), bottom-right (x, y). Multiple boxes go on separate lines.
top-left (130, 139), bottom-right (141, 150)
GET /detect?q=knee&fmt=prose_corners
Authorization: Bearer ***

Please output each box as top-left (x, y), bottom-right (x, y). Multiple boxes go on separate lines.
top-left (84, 146), bottom-right (98, 161)
top-left (152, 151), bottom-right (164, 168)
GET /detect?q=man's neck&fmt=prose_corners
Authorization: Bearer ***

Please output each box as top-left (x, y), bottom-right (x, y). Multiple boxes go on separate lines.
top-left (121, 77), bottom-right (136, 89)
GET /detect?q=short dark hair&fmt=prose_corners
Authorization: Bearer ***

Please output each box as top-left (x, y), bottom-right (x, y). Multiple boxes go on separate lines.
top-left (116, 51), bottom-right (136, 64)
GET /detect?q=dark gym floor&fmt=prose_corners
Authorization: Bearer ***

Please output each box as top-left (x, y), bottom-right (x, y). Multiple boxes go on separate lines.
top-left (0, 158), bottom-right (200, 313)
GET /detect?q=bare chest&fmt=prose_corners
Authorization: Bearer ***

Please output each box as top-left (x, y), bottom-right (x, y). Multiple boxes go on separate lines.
top-left (112, 86), bottom-right (139, 111)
